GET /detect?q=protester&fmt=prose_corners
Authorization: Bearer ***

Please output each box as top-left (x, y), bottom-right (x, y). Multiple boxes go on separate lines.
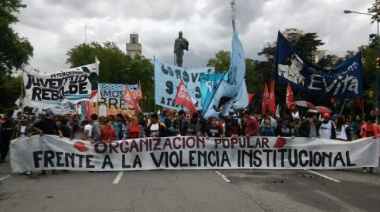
top-left (317, 113), bottom-right (336, 139)
top-left (81, 120), bottom-right (92, 140)
top-left (349, 115), bottom-right (363, 139)
top-left (275, 116), bottom-right (293, 138)
top-left (259, 116), bottom-right (276, 136)
top-left (59, 118), bottom-right (74, 139)
top-left (116, 113), bottom-right (127, 140)
top-left (225, 118), bottom-right (242, 138)
top-left (12, 116), bottom-right (36, 139)
top-left (204, 116), bottom-right (224, 139)
top-left (187, 112), bottom-right (203, 136)
top-left (123, 116), bottom-right (145, 139)
top-left (298, 111), bottom-right (318, 138)
top-left (33, 110), bottom-right (63, 175)
top-left (0, 114), bottom-right (12, 163)
top-left (160, 108), bottom-right (178, 136)
top-left (101, 119), bottom-right (117, 143)
top-left (334, 115), bottom-right (350, 141)
top-left (173, 110), bottom-right (189, 136)
top-left (146, 113), bottom-right (168, 137)
top-left (348, 127), bottom-right (358, 141)
top-left (360, 115), bottom-right (379, 173)
top-left (136, 112), bottom-right (147, 129)
top-left (90, 114), bottom-right (102, 144)
top-left (242, 110), bottom-right (259, 137)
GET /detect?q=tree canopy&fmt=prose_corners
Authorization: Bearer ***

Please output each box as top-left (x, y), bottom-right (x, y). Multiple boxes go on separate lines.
top-left (0, 0), bottom-right (33, 76)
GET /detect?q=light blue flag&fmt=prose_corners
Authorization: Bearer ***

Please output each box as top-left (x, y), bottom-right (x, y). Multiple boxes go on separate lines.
top-left (200, 73), bottom-right (226, 116)
top-left (202, 29), bottom-right (246, 118)
top-left (154, 59), bottom-right (214, 111)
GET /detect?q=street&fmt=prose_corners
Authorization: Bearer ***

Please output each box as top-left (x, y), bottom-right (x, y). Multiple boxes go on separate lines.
top-left (1, 158), bottom-right (379, 212)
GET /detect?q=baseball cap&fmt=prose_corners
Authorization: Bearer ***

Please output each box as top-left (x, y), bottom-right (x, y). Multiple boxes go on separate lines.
top-left (45, 110), bottom-right (54, 116)
top-left (323, 113), bottom-right (331, 119)
top-left (162, 108), bottom-right (170, 115)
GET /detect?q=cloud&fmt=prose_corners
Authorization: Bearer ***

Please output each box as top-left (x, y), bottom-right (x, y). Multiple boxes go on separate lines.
top-left (13, 0), bottom-right (375, 72)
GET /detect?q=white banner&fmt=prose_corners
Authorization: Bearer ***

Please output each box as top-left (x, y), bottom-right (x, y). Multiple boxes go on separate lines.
top-left (23, 60), bottom-right (99, 108)
top-left (10, 136), bottom-right (379, 172)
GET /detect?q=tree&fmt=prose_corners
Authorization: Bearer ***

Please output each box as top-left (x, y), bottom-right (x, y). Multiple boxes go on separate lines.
top-left (368, 0), bottom-right (380, 23)
top-left (0, 0), bottom-right (33, 76)
top-left (0, 76), bottom-right (21, 113)
top-left (207, 50), bottom-right (231, 73)
top-left (66, 42), bottom-right (155, 112)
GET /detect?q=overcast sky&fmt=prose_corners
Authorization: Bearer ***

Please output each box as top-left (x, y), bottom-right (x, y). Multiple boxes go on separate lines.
top-left (13, 0), bottom-right (375, 73)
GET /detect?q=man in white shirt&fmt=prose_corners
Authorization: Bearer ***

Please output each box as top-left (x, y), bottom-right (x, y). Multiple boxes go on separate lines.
top-left (81, 120), bottom-right (92, 140)
top-left (317, 113), bottom-right (336, 139)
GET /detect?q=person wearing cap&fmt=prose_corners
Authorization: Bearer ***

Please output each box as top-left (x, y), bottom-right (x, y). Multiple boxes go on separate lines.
top-left (316, 113), bottom-right (336, 139)
top-left (298, 111), bottom-right (319, 138)
top-left (12, 116), bottom-right (37, 139)
top-left (33, 110), bottom-right (63, 138)
top-left (242, 110), bottom-right (259, 137)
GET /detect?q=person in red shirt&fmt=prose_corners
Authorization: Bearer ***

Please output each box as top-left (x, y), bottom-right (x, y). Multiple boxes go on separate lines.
top-left (101, 119), bottom-right (117, 143)
top-left (360, 115), bottom-right (379, 173)
top-left (123, 116), bottom-right (145, 139)
top-left (243, 110), bottom-right (259, 137)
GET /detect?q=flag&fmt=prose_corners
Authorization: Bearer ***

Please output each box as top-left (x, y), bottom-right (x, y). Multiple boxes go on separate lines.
top-left (124, 83), bottom-right (141, 112)
top-left (268, 78), bottom-right (276, 114)
top-left (354, 98), bottom-right (362, 110)
top-left (286, 84), bottom-right (295, 110)
top-left (202, 27), bottom-right (246, 118)
top-left (262, 83), bottom-right (269, 115)
top-left (174, 80), bottom-right (196, 115)
top-left (136, 82), bottom-right (143, 101)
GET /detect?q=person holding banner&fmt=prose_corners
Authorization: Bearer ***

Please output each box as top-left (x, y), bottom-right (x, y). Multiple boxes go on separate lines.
top-left (123, 116), bottom-right (145, 139)
top-left (205, 117), bottom-right (223, 139)
top-left (101, 119), bottom-right (117, 143)
top-left (298, 112), bottom-right (318, 138)
top-left (146, 113), bottom-right (168, 138)
top-left (90, 114), bottom-right (101, 144)
top-left (242, 110), bottom-right (259, 137)
top-left (360, 115), bottom-right (379, 173)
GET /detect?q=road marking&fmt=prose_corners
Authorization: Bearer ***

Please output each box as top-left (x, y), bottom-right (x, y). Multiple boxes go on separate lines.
top-left (307, 170), bottom-right (340, 183)
top-left (113, 171), bottom-right (124, 184)
top-left (215, 171), bottom-right (231, 183)
top-left (0, 175), bottom-right (11, 182)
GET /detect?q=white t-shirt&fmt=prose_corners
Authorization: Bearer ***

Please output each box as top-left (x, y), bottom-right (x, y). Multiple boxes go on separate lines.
top-left (84, 124), bottom-right (92, 139)
top-left (335, 125), bottom-right (348, 141)
top-left (150, 123), bottom-right (159, 137)
top-left (319, 120), bottom-right (333, 139)
top-left (20, 125), bottom-right (27, 137)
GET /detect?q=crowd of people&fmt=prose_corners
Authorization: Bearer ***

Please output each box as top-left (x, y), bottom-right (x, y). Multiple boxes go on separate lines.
top-left (0, 108), bottom-right (379, 175)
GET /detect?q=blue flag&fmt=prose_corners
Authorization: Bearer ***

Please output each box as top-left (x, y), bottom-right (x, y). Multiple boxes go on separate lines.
top-left (202, 29), bottom-right (247, 118)
top-left (275, 31), bottom-right (363, 98)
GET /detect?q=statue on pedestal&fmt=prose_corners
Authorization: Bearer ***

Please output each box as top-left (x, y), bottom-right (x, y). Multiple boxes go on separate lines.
top-left (174, 31), bottom-right (189, 67)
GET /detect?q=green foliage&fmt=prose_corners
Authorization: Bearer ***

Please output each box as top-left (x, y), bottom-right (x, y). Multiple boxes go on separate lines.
top-left (66, 42), bottom-right (155, 112)
top-left (368, 0), bottom-right (380, 23)
top-left (207, 50), bottom-right (231, 73)
top-left (0, 75), bottom-right (21, 113)
top-left (0, 0), bottom-right (33, 76)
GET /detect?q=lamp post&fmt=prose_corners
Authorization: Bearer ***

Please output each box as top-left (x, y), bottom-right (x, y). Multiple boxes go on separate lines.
top-left (344, 9), bottom-right (379, 124)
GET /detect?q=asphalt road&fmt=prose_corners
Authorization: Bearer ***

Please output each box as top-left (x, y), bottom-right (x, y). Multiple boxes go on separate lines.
top-left (1, 157), bottom-right (379, 212)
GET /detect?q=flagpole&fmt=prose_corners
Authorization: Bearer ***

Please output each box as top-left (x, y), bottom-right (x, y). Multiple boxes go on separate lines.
top-left (20, 68), bottom-right (24, 115)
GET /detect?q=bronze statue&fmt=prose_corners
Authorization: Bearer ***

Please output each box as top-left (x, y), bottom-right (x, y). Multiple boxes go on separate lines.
top-left (174, 31), bottom-right (189, 67)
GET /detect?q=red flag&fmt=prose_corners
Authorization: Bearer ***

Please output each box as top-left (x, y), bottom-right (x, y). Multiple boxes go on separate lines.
top-left (330, 97), bottom-right (337, 104)
top-left (248, 93), bottom-right (254, 103)
top-left (286, 84), bottom-right (295, 110)
top-left (268, 78), bottom-right (276, 115)
top-left (262, 83), bottom-right (269, 115)
top-left (136, 83), bottom-right (143, 101)
top-left (84, 101), bottom-right (92, 120)
top-left (124, 83), bottom-right (141, 112)
top-left (174, 80), bottom-right (196, 115)
top-left (354, 98), bottom-right (362, 110)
